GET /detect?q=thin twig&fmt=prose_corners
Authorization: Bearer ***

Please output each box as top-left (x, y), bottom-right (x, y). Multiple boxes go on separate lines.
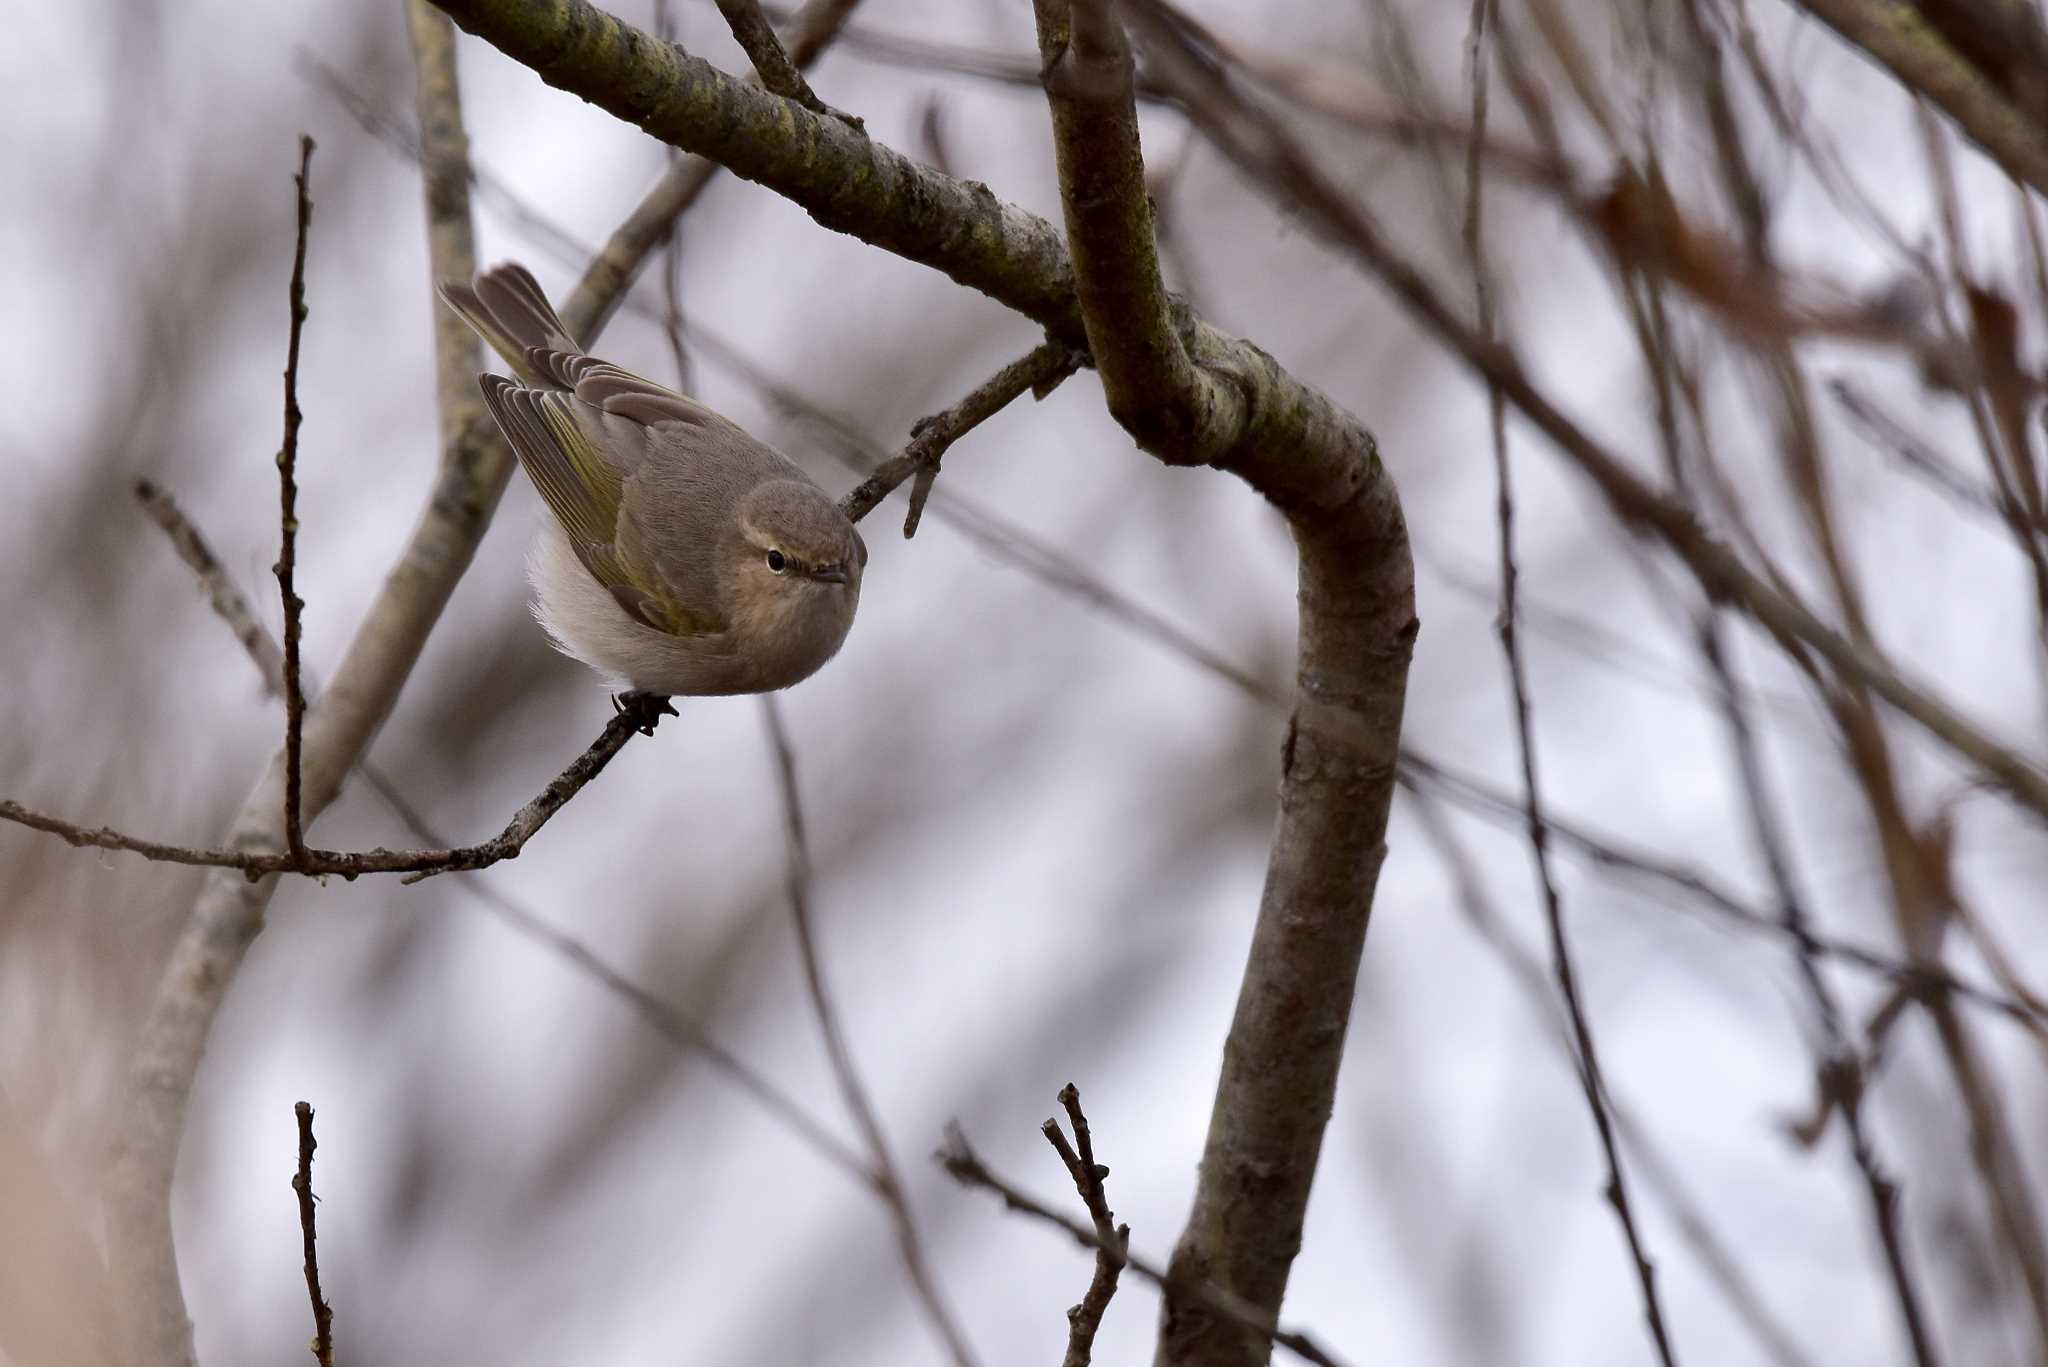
top-left (279, 135), bottom-right (314, 862)
top-left (429, 854), bottom-right (872, 1182)
top-left (1397, 755), bottom-right (2040, 1027)
top-left (1040, 1085), bottom-right (1128, 1367)
top-left (290, 1101), bottom-right (334, 1367)
top-left (1464, 5), bottom-right (1677, 1358)
top-left (759, 696), bottom-right (978, 1367)
top-left (939, 1125), bottom-right (1350, 1367)
top-left (1, 694), bottom-right (673, 881)
top-left (837, 340), bottom-right (1085, 532)
top-left (1695, 616), bottom-right (1942, 1367)
top-left (1407, 789), bottom-right (1818, 1367)
top-left (133, 479), bottom-right (287, 689)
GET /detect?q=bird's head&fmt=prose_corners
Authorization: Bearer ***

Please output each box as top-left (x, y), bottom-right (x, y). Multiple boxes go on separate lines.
top-left (734, 478), bottom-right (867, 608)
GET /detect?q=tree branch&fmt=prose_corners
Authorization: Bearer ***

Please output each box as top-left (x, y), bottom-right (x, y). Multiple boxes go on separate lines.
top-left (837, 339), bottom-right (1085, 532)
top-left (1041, 1085), bottom-right (1129, 1367)
top-left (278, 135), bottom-right (314, 862)
top-left (0, 695), bottom-right (672, 880)
top-left (134, 478), bottom-right (288, 688)
top-left (290, 1101), bottom-right (335, 1367)
top-left (1031, 0), bottom-right (1240, 464)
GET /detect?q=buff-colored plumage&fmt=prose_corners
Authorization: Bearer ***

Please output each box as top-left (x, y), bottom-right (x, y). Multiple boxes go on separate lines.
top-left (438, 263), bottom-right (865, 695)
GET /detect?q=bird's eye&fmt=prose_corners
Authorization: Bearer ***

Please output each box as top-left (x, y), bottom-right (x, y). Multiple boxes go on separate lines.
top-left (766, 549), bottom-right (787, 574)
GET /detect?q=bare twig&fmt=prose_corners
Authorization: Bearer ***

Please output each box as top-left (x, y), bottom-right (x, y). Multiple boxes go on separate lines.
top-left (290, 1102), bottom-right (334, 1367)
top-left (1830, 379), bottom-right (2015, 526)
top-left (279, 135), bottom-right (314, 862)
top-left (0, 694), bottom-right (673, 881)
top-left (837, 340), bottom-right (1085, 532)
top-left (759, 696), bottom-right (977, 1367)
top-left (1040, 1085), bottom-right (1128, 1367)
top-left (134, 479), bottom-right (287, 688)
top-left (939, 1125), bottom-right (1350, 1367)
top-left (1407, 790), bottom-right (1818, 1367)
top-left (1464, 5), bottom-right (1676, 1358)
top-left (1694, 613), bottom-right (1941, 1367)
top-left (1397, 754), bottom-right (2042, 1028)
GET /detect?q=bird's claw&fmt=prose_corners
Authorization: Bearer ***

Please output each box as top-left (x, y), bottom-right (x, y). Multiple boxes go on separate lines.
top-left (612, 689), bottom-right (679, 736)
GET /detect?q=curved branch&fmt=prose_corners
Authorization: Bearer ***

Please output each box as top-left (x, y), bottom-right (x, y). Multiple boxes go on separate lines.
top-left (1022, 5), bottom-right (1415, 1364)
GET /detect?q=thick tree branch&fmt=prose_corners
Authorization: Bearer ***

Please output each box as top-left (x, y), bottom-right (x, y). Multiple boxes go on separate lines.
top-left (426, 0), bottom-right (1392, 526)
top-left (1031, 0), bottom-right (1241, 463)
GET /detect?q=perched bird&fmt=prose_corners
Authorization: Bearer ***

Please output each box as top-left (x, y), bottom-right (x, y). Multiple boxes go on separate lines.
top-left (439, 263), bottom-right (865, 698)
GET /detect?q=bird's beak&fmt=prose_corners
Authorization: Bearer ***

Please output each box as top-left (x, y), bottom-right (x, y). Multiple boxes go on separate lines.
top-left (809, 564), bottom-right (849, 585)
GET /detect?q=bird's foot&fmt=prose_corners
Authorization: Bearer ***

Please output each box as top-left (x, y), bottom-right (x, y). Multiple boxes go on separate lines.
top-left (612, 689), bottom-right (679, 737)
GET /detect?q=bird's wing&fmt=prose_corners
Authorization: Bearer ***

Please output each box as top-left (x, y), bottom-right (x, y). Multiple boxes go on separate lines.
top-left (438, 263), bottom-right (580, 386)
top-left (478, 375), bottom-right (727, 638)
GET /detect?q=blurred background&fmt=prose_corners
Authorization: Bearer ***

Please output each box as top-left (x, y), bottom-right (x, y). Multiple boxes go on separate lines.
top-left (4, 1), bottom-right (2047, 1363)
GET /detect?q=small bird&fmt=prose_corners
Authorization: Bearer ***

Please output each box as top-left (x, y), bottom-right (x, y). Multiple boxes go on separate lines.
top-left (439, 263), bottom-right (865, 698)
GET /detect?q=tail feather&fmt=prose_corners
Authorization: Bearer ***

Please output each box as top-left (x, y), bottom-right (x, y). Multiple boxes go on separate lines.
top-left (436, 262), bottom-right (581, 386)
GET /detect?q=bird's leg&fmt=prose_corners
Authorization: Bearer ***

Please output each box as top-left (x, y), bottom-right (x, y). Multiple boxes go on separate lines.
top-left (611, 689), bottom-right (679, 737)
